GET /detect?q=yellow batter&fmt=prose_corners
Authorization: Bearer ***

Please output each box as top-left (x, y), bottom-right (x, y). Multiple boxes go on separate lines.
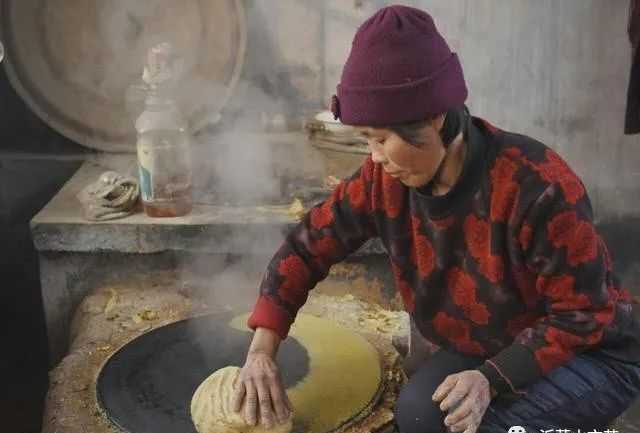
top-left (232, 313), bottom-right (383, 433)
top-left (191, 314), bottom-right (382, 433)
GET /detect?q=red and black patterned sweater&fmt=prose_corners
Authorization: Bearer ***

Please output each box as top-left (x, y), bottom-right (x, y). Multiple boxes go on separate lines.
top-left (248, 116), bottom-right (640, 396)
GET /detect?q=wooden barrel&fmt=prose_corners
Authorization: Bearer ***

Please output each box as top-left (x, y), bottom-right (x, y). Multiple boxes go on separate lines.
top-left (0, 0), bottom-right (247, 152)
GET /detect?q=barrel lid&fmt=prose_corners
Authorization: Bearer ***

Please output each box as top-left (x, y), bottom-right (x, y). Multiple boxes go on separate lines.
top-left (0, 0), bottom-right (247, 152)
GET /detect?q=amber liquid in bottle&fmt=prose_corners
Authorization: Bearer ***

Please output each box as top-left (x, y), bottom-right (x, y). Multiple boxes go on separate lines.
top-left (137, 128), bottom-right (193, 218)
top-left (142, 185), bottom-right (193, 217)
top-left (143, 202), bottom-right (192, 217)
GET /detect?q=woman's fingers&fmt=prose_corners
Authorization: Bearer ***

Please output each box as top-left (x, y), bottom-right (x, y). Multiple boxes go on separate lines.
top-left (449, 413), bottom-right (478, 433)
top-left (444, 396), bottom-right (473, 427)
top-left (231, 376), bottom-right (246, 413)
top-left (432, 374), bottom-right (458, 402)
top-left (236, 351), bottom-right (292, 428)
top-left (439, 381), bottom-right (469, 412)
top-left (439, 370), bottom-right (491, 433)
top-left (255, 377), bottom-right (276, 428)
top-left (244, 380), bottom-right (259, 426)
top-left (269, 377), bottom-right (290, 423)
top-left (284, 391), bottom-right (293, 412)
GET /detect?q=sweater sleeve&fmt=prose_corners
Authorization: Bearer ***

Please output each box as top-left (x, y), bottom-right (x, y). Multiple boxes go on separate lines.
top-left (478, 183), bottom-right (616, 395)
top-left (247, 158), bottom-right (377, 339)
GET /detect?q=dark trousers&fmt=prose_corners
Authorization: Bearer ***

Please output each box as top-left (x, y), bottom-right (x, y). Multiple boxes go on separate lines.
top-left (395, 349), bottom-right (640, 433)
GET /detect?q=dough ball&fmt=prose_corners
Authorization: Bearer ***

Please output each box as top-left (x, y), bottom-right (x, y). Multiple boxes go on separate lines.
top-left (191, 366), bottom-right (293, 433)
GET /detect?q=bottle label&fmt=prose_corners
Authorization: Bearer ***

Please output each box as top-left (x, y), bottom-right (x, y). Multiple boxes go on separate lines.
top-left (138, 163), bottom-right (153, 201)
top-left (137, 143), bottom-right (155, 201)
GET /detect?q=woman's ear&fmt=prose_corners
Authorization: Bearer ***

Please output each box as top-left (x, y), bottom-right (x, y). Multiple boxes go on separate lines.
top-left (431, 113), bottom-right (447, 132)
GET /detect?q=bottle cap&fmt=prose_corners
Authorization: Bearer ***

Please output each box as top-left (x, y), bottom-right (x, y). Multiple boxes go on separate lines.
top-left (142, 42), bottom-right (183, 88)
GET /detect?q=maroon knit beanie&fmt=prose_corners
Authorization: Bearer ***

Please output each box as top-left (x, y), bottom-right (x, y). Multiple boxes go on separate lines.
top-left (331, 5), bottom-right (467, 126)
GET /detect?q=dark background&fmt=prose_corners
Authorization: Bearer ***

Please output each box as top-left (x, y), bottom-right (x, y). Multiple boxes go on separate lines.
top-left (0, 63), bottom-right (87, 433)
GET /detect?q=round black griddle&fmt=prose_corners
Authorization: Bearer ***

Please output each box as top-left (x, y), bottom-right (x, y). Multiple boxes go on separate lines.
top-left (97, 313), bottom-right (309, 433)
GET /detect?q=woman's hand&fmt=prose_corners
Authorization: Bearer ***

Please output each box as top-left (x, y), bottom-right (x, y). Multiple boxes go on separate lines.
top-left (432, 370), bottom-right (492, 433)
top-left (232, 328), bottom-right (291, 428)
top-left (232, 350), bottom-right (291, 428)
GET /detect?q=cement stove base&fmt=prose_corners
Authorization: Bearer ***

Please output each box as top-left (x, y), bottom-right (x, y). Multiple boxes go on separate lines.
top-left (41, 272), bottom-right (408, 433)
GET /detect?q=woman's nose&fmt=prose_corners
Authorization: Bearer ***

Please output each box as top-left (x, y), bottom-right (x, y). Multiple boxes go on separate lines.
top-left (368, 141), bottom-right (387, 164)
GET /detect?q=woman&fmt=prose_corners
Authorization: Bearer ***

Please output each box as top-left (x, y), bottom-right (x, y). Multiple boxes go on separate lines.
top-left (232, 5), bottom-right (640, 433)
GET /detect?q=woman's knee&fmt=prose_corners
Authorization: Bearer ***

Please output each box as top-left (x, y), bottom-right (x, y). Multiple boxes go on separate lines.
top-left (395, 371), bottom-right (446, 433)
top-left (394, 349), bottom-right (484, 433)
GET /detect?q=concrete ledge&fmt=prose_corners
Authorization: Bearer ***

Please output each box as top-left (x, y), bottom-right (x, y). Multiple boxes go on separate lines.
top-left (31, 213), bottom-right (386, 256)
top-left (31, 154), bottom-right (386, 256)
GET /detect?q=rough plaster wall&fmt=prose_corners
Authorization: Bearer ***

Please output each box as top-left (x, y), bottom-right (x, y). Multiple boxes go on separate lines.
top-left (245, 0), bottom-right (640, 218)
top-left (433, 0), bottom-right (639, 219)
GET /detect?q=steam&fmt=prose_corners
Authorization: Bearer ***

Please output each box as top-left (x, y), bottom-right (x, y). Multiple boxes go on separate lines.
top-left (155, 1), bottom-right (354, 321)
top-left (180, 76), bottom-right (324, 314)
top-left (96, 1), bottom-right (327, 322)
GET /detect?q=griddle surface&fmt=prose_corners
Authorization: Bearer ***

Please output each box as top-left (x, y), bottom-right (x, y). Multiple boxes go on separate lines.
top-left (97, 313), bottom-right (309, 433)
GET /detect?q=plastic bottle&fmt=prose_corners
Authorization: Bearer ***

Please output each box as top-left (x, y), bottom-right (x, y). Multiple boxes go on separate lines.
top-left (135, 43), bottom-right (192, 217)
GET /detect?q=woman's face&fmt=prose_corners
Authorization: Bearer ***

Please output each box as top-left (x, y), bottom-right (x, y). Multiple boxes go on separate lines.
top-left (356, 116), bottom-right (446, 188)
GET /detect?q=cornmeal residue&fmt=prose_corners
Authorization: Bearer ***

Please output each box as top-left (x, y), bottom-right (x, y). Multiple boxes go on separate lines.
top-left (231, 313), bottom-right (383, 433)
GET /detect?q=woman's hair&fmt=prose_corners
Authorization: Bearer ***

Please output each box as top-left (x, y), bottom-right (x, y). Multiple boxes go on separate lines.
top-left (387, 106), bottom-right (467, 147)
top-left (388, 118), bottom-right (435, 147)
